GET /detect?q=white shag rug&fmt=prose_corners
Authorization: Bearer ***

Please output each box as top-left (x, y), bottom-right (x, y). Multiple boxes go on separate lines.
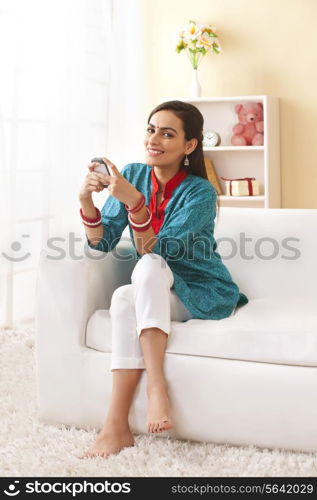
top-left (1, 326), bottom-right (317, 477)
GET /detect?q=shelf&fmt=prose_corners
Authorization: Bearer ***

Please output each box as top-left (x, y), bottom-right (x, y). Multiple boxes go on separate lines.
top-left (218, 195), bottom-right (265, 201)
top-left (203, 146), bottom-right (264, 152)
top-left (179, 95), bottom-right (280, 208)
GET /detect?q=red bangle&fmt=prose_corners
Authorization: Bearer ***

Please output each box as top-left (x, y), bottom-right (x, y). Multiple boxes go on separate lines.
top-left (80, 207), bottom-right (101, 222)
top-left (128, 207), bottom-right (153, 232)
top-left (82, 221), bottom-right (102, 228)
top-left (129, 220), bottom-right (152, 232)
top-left (125, 193), bottom-right (145, 214)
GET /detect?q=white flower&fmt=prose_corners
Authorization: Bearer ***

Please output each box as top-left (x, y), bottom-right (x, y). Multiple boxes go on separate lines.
top-left (183, 21), bottom-right (202, 42)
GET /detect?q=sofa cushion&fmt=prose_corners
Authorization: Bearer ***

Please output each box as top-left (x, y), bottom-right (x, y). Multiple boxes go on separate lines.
top-left (85, 297), bottom-right (317, 367)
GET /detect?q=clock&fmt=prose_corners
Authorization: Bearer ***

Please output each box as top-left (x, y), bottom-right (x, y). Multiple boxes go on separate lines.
top-left (203, 131), bottom-right (221, 147)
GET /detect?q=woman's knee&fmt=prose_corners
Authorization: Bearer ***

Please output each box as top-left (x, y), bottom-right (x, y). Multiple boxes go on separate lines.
top-left (131, 253), bottom-right (173, 286)
top-left (110, 284), bottom-right (134, 314)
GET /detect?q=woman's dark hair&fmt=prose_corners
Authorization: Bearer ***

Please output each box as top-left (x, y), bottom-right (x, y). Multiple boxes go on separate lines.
top-left (147, 100), bottom-right (220, 218)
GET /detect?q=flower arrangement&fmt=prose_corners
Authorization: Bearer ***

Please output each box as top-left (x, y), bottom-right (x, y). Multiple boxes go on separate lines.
top-left (175, 20), bottom-right (221, 69)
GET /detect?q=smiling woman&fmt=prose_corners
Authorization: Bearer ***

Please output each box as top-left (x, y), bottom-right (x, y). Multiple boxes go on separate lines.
top-left (78, 100), bottom-right (248, 460)
top-left (81, 99), bottom-right (249, 317)
top-left (145, 104), bottom-right (205, 180)
top-left (144, 110), bottom-right (197, 187)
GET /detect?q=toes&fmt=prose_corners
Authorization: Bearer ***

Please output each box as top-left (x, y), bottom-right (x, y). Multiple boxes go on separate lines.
top-left (152, 423), bottom-right (158, 433)
top-left (147, 418), bottom-right (172, 433)
top-left (153, 422), bottom-right (159, 433)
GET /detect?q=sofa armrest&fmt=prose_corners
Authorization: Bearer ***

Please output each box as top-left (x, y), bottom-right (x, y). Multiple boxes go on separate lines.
top-left (35, 240), bottom-right (137, 351)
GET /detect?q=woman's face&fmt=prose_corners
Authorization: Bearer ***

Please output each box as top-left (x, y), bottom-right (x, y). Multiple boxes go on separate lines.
top-left (144, 110), bottom-right (197, 169)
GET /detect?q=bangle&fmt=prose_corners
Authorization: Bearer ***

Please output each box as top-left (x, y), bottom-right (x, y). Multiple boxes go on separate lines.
top-left (80, 207), bottom-right (101, 223)
top-left (129, 219), bottom-right (152, 232)
top-left (125, 193), bottom-right (145, 214)
top-left (129, 206), bottom-right (152, 226)
top-left (128, 207), bottom-right (152, 232)
top-left (82, 219), bottom-right (102, 227)
top-left (82, 221), bottom-right (102, 228)
top-left (80, 207), bottom-right (102, 228)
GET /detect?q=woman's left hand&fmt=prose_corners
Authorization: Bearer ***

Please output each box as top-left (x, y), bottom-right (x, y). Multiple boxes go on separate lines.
top-left (96, 157), bottom-right (141, 207)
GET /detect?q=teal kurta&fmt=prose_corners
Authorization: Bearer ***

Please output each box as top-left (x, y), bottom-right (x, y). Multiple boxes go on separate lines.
top-left (86, 162), bottom-right (248, 319)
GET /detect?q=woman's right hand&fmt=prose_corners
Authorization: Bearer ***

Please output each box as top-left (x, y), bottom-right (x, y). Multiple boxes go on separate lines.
top-left (79, 163), bottom-right (106, 200)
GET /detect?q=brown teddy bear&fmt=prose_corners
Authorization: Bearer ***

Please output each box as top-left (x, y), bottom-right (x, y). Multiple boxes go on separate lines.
top-left (231, 102), bottom-right (264, 146)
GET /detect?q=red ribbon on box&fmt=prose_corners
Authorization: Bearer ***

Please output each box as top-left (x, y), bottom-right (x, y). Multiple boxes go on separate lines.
top-left (220, 177), bottom-right (256, 196)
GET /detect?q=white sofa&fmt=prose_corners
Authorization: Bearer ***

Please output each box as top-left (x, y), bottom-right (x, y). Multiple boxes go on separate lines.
top-left (35, 208), bottom-right (317, 453)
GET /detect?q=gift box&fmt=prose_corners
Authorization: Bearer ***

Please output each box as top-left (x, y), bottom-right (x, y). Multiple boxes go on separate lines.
top-left (220, 177), bottom-right (260, 196)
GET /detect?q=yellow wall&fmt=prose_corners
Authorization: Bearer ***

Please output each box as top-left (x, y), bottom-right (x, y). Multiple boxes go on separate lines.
top-left (140, 0), bottom-right (317, 208)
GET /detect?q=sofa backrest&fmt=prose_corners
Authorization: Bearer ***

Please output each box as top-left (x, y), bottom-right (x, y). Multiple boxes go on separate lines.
top-left (214, 208), bottom-right (317, 299)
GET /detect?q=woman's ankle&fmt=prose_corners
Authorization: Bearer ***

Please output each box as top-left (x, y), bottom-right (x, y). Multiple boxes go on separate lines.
top-left (99, 415), bottom-right (130, 434)
top-left (147, 376), bottom-right (167, 394)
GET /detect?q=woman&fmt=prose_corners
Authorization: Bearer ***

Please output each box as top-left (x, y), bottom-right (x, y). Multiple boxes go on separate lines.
top-left (78, 100), bottom-right (248, 459)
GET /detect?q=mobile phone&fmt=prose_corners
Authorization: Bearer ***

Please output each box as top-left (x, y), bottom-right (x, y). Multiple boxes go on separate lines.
top-left (91, 157), bottom-right (110, 187)
top-left (91, 157), bottom-right (111, 175)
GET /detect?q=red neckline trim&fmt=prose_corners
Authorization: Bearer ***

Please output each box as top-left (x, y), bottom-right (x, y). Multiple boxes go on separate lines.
top-left (151, 167), bottom-right (188, 198)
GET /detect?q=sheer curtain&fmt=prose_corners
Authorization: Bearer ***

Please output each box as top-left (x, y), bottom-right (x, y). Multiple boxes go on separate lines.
top-left (0, 0), bottom-right (146, 327)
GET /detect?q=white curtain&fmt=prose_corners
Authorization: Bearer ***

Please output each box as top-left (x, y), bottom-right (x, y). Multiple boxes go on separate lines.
top-left (0, 0), bottom-right (146, 327)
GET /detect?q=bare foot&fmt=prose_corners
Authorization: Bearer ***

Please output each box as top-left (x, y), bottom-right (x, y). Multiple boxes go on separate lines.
top-left (147, 382), bottom-right (173, 434)
top-left (79, 425), bottom-right (134, 459)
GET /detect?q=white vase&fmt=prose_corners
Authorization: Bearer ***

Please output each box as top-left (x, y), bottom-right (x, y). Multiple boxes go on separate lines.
top-left (190, 68), bottom-right (201, 98)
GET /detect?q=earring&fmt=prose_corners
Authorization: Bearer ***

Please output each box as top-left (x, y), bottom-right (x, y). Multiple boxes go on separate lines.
top-left (184, 154), bottom-right (189, 167)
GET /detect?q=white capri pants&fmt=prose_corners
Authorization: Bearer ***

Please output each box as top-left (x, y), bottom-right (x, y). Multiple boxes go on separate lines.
top-left (109, 253), bottom-right (193, 371)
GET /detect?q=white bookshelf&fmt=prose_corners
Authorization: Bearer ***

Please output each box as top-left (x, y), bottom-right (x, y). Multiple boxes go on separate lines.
top-left (181, 96), bottom-right (281, 208)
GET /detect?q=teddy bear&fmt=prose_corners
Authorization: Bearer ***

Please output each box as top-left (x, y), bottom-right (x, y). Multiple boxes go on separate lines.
top-left (231, 102), bottom-right (264, 146)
